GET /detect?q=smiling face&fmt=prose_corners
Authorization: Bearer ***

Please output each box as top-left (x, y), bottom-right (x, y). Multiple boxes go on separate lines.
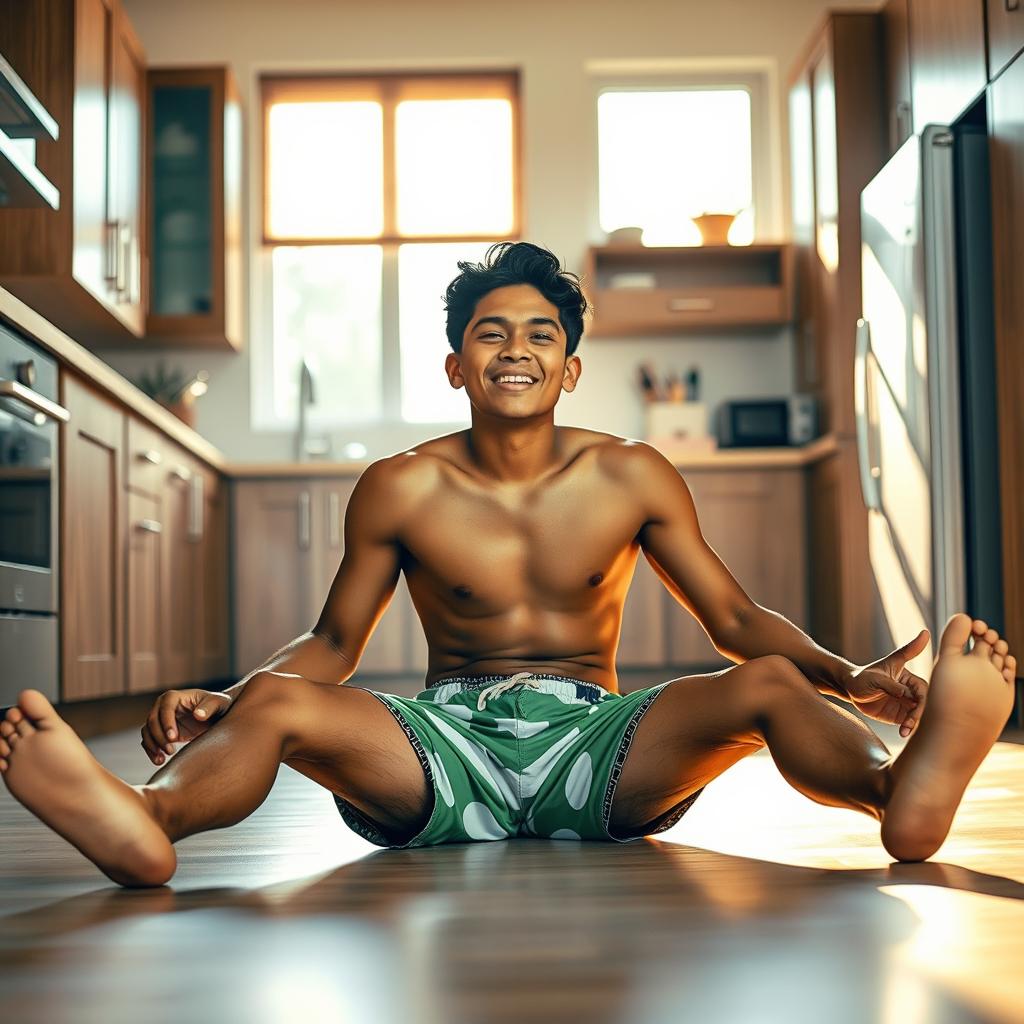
top-left (445, 283), bottom-right (582, 418)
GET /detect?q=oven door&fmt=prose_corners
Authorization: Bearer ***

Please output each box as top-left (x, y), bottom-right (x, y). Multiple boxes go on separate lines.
top-left (0, 332), bottom-right (67, 614)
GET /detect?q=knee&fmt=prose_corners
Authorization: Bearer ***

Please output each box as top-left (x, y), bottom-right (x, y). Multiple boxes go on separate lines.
top-left (734, 655), bottom-right (819, 723)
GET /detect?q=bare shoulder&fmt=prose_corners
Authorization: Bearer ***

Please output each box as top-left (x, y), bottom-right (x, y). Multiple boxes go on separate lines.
top-left (350, 449), bottom-right (443, 534)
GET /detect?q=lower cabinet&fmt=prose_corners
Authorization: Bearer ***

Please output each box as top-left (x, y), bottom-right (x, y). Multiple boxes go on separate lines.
top-left (233, 477), bottom-right (419, 679)
top-left (60, 369), bottom-right (229, 702)
top-left (659, 467), bottom-right (807, 670)
top-left (61, 374), bottom-right (126, 700)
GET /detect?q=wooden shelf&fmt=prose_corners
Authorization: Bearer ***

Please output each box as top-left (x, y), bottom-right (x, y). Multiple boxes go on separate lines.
top-left (582, 242), bottom-right (794, 336)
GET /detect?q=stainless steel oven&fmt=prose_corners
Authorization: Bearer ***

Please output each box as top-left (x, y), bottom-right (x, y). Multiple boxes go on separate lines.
top-left (0, 322), bottom-right (68, 706)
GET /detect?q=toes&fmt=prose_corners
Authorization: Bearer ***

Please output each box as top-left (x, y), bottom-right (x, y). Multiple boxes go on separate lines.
top-left (17, 689), bottom-right (57, 722)
top-left (984, 627), bottom-right (999, 646)
top-left (0, 758), bottom-right (6, 772)
top-left (0, 737), bottom-right (8, 757)
top-left (995, 638), bottom-right (1009, 655)
top-left (992, 652), bottom-right (1005, 671)
top-left (0, 720), bottom-right (13, 738)
top-left (14, 716), bottom-right (33, 739)
top-left (5, 706), bottom-right (22, 725)
top-left (6, 730), bottom-right (18, 748)
top-left (973, 619), bottom-right (988, 635)
top-left (940, 613), bottom-right (974, 654)
top-left (969, 632), bottom-right (993, 657)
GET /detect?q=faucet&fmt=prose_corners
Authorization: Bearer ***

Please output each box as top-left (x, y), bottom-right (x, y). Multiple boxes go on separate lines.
top-left (295, 358), bottom-right (331, 461)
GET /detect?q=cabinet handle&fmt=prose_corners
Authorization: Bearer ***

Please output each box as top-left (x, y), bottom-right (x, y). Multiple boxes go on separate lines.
top-left (328, 492), bottom-right (340, 548)
top-left (104, 219), bottom-right (119, 286)
top-left (188, 472), bottom-right (204, 542)
top-left (127, 232), bottom-right (140, 305)
top-left (298, 491), bottom-right (311, 550)
top-left (139, 448), bottom-right (163, 465)
top-left (1007, 0), bottom-right (1019, 11)
top-left (136, 518), bottom-right (162, 534)
top-left (667, 297), bottom-right (714, 312)
top-left (171, 464), bottom-right (192, 481)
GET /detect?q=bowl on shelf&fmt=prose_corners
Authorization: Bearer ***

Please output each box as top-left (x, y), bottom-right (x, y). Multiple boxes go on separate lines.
top-left (692, 212), bottom-right (739, 245)
top-left (606, 226), bottom-right (644, 245)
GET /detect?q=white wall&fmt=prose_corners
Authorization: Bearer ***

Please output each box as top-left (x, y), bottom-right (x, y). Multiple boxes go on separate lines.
top-left (107, 0), bottom-right (878, 463)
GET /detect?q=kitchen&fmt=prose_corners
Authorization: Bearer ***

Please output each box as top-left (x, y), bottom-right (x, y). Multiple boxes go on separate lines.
top-left (1, 1), bottom-right (1022, 1021)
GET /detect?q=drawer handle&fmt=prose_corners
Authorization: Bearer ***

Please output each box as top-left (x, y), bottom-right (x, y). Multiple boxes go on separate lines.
top-left (667, 297), bottom-right (714, 312)
top-left (136, 519), bottom-right (162, 534)
top-left (171, 464), bottom-right (192, 482)
top-left (1007, 0), bottom-right (1019, 11)
top-left (139, 448), bottom-right (162, 465)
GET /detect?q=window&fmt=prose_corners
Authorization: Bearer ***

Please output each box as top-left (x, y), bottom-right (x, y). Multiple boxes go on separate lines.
top-left (256, 72), bottom-right (520, 430)
top-left (595, 77), bottom-right (764, 247)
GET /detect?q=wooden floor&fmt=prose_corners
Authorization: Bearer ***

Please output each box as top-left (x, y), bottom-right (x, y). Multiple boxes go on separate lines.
top-left (1, 705), bottom-right (1023, 1024)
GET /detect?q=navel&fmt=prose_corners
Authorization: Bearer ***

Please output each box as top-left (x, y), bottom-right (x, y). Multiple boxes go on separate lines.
top-left (588, 573), bottom-right (604, 587)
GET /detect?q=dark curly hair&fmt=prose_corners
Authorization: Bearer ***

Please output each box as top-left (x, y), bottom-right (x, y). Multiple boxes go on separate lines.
top-left (443, 241), bottom-right (589, 357)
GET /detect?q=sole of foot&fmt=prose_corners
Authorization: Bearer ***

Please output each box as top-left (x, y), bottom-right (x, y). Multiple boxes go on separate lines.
top-left (882, 613), bottom-right (1017, 863)
top-left (0, 689), bottom-right (176, 887)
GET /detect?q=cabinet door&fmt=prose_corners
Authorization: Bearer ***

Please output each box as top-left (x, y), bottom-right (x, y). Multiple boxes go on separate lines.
top-left (988, 55), bottom-right (1024, 667)
top-left (196, 466), bottom-right (231, 682)
top-left (233, 480), bottom-right (317, 676)
top-left (987, 0), bottom-right (1024, 81)
top-left (126, 489), bottom-right (162, 694)
top-left (160, 448), bottom-right (197, 688)
top-left (61, 373), bottom-right (125, 700)
top-left (313, 478), bottom-right (408, 675)
top-left (882, 0), bottom-right (914, 158)
top-left (666, 470), bottom-right (806, 668)
top-left (910, 0), bottom-right (987, 132)
top-left (106, 2), bottom-right (146, 329)
top-left (71, 0), bottom-right (115, 304)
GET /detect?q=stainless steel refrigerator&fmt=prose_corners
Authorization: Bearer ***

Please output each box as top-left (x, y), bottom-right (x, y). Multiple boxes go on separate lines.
top-left (856, 118), bottom-right (1012, 717)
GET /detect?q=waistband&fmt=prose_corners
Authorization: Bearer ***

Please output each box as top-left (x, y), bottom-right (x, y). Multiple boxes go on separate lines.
top-left (418, 672), bottom-right (610, 706)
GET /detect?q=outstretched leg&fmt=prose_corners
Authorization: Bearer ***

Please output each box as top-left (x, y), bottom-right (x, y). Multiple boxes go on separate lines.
top-left (609, 614), bottom-right (1015, 862)
top-left (0, 675), bottom-right (432, 887)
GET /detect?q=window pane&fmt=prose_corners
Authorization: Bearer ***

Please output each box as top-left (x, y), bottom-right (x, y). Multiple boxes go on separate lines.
top-left (267, 102), bottom-right (383, 238)
top-left (398, 242), bottom-right (493, 423)
top-left (271, 246), bottom-right (383, 422)
top-left (597, 89), bottom-right (754, 245)
top-left (396, 100), bottom-right (514, 236)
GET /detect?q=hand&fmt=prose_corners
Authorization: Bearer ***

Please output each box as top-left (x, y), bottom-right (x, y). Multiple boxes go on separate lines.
top-left (845, 629), bottom-right (930, 738)
top-left (141, 688), bottom-right (233, 765)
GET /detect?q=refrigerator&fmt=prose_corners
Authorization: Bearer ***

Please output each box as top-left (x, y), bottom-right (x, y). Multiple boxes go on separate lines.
top-left (856, 119), bottom-right (1009, 711)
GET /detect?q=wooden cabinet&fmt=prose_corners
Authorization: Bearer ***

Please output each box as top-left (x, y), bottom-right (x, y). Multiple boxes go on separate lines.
top-left (787, 12), bottom-right (886, 439)
top-left (664, 467), bottom-right (807, 668)
top-left (60, 373), bottom-right (126, 700)
top-left (881, 0), bottom-right (914, 159)
top-left (233, 477), bottom-right (417, 680)
top-left (987, 0), bottom-right (1024, 81)
top-left (196, 467), bottom-right (231, 682)
top-left (0, 0), bottom-right (146, 345)
top-left (909, 0), bottom-right (987, 133)
top-left (126, 489), bottom-right (162, 694)
top-left (581, 244), bottom-right (793, 337)
top-left (145, 66), bottom-right (244, 350)
top-left (987, 51), bottom-right (1024, 662)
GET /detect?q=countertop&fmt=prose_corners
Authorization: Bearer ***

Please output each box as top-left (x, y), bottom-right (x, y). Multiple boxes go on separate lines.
top-left (1, 284), bottom-right (839, 478)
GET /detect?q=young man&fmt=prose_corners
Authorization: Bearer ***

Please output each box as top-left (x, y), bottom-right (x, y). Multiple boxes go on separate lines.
top-left (0, 241), bottom-right (1016, 887)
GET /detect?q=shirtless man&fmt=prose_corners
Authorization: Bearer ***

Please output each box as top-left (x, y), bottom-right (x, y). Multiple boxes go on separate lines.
top-left (0, 241), bottom-right (1017, 888)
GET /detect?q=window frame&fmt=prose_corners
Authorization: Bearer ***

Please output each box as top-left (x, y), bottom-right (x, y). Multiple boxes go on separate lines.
top-left (260, 70), bottom-right (523, 245)
top-left (587, 63), bottom-right (781, 243)
top-left (254, 69), bottom-right (522, 432)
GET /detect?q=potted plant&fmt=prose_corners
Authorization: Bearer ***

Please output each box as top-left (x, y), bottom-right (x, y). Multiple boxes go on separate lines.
top-left (135, 361), bottom-right (209, 429)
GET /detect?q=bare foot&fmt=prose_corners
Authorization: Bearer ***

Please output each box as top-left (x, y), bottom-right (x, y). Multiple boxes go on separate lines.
top-left (0, 690), bottom-right (176, 887)
top-left (881, 613), bottom-right (1017, 862)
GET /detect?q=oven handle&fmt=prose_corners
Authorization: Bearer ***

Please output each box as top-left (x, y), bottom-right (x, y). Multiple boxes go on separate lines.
top-left (0, 379), bottom-right (70, 423)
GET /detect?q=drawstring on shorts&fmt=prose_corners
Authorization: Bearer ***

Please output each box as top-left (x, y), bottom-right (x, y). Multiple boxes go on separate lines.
top-left (476, 672), bottom-right (547, 711)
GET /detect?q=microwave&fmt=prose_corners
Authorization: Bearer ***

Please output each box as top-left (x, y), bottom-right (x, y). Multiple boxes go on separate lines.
top-left (716, 395), bottom-right (819, 448)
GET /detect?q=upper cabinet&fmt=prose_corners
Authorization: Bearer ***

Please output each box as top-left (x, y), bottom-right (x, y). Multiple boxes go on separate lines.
top-left (986, 0), bottom-right (1024, 81)
top-left (0, 0), bottom-right (147, 345)
top-left (145, 66), bottom-right (244, 350)
top-left (786, 12), bottom-right (886, 438)
top-left (907, 0), bottom-right (987, 133)
top-left (881, 0), bottom-right (914, 158)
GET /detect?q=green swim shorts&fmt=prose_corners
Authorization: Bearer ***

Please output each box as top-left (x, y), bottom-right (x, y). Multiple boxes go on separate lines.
top-left (333, 672), bottom-right (706, 849)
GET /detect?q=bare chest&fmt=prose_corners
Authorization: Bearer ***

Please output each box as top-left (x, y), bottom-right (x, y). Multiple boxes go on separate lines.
top-left (400, 466), bottom-right (644, 612)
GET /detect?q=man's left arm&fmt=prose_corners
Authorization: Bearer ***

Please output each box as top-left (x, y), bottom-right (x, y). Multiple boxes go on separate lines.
top-left (621, 443), bottom-right (928, 736)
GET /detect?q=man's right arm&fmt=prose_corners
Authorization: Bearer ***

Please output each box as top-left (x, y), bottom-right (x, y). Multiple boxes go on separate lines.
top-left (223, 456), bottom-right (411, 698)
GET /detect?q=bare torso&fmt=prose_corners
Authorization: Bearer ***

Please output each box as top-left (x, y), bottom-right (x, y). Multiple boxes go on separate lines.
top-left (395, 426), bottom-right (648, 693)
